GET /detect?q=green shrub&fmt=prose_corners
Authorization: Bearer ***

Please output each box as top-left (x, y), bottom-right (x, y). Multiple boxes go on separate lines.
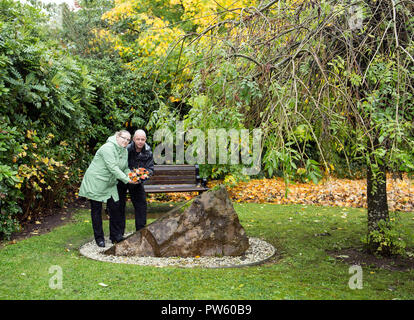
top-left (0, 0), bottom-right (94, 228)
top-left (0, 165), bottom-right (21, 239)
top-left (15, 129), bottom-right (74, 221)
top-left (0, 0), bottom-right (168, 234)
top-left (362, 217), bottom-right (407, 257)
top-left (0, 120), bottom-right (23, 239)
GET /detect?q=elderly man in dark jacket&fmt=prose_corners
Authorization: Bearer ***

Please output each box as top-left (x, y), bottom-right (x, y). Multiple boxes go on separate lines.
top-left (117, 129), bottom-right (154, 235)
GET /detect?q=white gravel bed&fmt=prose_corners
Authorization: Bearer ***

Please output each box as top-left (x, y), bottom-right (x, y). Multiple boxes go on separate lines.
top-left (79, 236), bottom-right (276, 268)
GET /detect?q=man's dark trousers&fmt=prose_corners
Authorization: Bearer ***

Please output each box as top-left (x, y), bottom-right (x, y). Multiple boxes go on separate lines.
top-left (90, 197), bottom-right (123, 243)
top-left (117, 182), bottom-right (147, 235)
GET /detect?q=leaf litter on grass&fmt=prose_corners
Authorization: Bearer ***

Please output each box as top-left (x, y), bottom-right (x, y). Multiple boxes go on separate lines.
top-left (147, 174), bottom-right (413, 212)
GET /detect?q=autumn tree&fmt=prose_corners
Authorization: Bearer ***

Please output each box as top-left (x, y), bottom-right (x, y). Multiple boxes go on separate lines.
top-left (100, 0), bottom-right (257, 89)
top-left (57, 0), bottom-right (116, 58)
top-left (161, 0), bottom-right (414, 255)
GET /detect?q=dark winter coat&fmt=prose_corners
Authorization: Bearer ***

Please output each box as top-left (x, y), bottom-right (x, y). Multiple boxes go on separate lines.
top-left (126, 142), bottom-right (154, 177)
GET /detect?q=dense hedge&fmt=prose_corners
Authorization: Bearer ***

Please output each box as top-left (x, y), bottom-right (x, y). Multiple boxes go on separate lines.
top-left (0, 0), bottom-right (162, 239)
top-left (0, 0), bottom-right (90, 238)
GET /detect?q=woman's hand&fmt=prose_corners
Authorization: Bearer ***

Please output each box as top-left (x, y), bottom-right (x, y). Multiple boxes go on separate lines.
top-left (128, 179), bottom-right (140, 184)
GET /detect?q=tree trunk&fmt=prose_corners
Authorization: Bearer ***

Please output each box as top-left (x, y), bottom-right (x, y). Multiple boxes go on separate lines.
top-left (367, 162), bottom-right (389, 233)
top-left (365, 144), bottom-right (391, 252)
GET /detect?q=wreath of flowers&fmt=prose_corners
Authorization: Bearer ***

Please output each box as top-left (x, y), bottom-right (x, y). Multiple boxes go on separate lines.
top-left (128, 167), bottom-right (149, 183)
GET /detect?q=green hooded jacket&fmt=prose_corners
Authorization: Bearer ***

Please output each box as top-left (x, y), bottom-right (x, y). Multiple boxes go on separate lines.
top-left (79, 135), bottom-right (130, 202)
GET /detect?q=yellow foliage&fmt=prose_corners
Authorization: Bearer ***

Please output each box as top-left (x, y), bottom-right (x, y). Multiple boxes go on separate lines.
top-left (101, 0), bottom-right (282, 100)
top-left (101, 0), bottom-right (257, 81)
top-left (169, 96), bottom-right (180, 102)
top-left (16, 144), bottom-right (67, 194)
top-left (26, 130), bottom-right (37, 139)
top-left (102, 0), bottom-right (137, 23)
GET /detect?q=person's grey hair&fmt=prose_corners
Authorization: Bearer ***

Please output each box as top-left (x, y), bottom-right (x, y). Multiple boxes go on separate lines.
top-left (133, 129), bottom-right (146, 138)
top-left (116, 130), bottom-right (131, 137)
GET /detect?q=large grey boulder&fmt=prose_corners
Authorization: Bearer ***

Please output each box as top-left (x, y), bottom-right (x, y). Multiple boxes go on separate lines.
top-left (104, 186), bottom-right (249, 257)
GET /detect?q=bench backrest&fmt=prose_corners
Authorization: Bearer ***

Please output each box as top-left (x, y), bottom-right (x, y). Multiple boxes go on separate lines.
top-left (147, 165), bottom-right (199, 185)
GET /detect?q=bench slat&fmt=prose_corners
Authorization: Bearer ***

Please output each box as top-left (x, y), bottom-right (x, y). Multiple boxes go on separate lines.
top-left (148, 175), bottom-right (196, 182)
top-left (153, 165), bottom-right (196, 171)
top-left (142, 164), bottom-right (207, 194)
top-left (152, 172), bottom-right (196, 177)
top-left (146, 181), bottom-right (197, 186)
top-left (144, 184), bottom-right (209, 193)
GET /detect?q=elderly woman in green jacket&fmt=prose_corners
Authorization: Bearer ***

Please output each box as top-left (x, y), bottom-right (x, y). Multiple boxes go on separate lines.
top-left (79, 130), bottom-right (134, 247)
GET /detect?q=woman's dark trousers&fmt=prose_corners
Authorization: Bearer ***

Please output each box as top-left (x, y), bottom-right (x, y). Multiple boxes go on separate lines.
top-left (90, 197), bottom-right (123, 243)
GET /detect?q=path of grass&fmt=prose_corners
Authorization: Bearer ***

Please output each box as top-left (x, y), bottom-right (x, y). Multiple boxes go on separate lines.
top-left (0, 203), bottom-right (413, 300)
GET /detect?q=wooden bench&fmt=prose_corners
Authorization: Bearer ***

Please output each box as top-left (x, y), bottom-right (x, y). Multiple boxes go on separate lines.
top-left (143, 164), bottom-right (209, 194)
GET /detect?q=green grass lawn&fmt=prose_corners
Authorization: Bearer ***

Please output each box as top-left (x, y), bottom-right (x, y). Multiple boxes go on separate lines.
top-left (0, 203), bottom-right (413, 300)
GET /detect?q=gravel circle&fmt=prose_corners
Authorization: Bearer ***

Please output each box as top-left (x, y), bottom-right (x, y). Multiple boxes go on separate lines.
top-left (79, 236), bottom-right (276, 268)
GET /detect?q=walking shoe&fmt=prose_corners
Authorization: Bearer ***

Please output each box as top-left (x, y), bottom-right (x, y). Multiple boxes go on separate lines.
top-left (96, 240), bottom-right (105, 247)
top-left (111, 237), bottom-right (125, 244)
